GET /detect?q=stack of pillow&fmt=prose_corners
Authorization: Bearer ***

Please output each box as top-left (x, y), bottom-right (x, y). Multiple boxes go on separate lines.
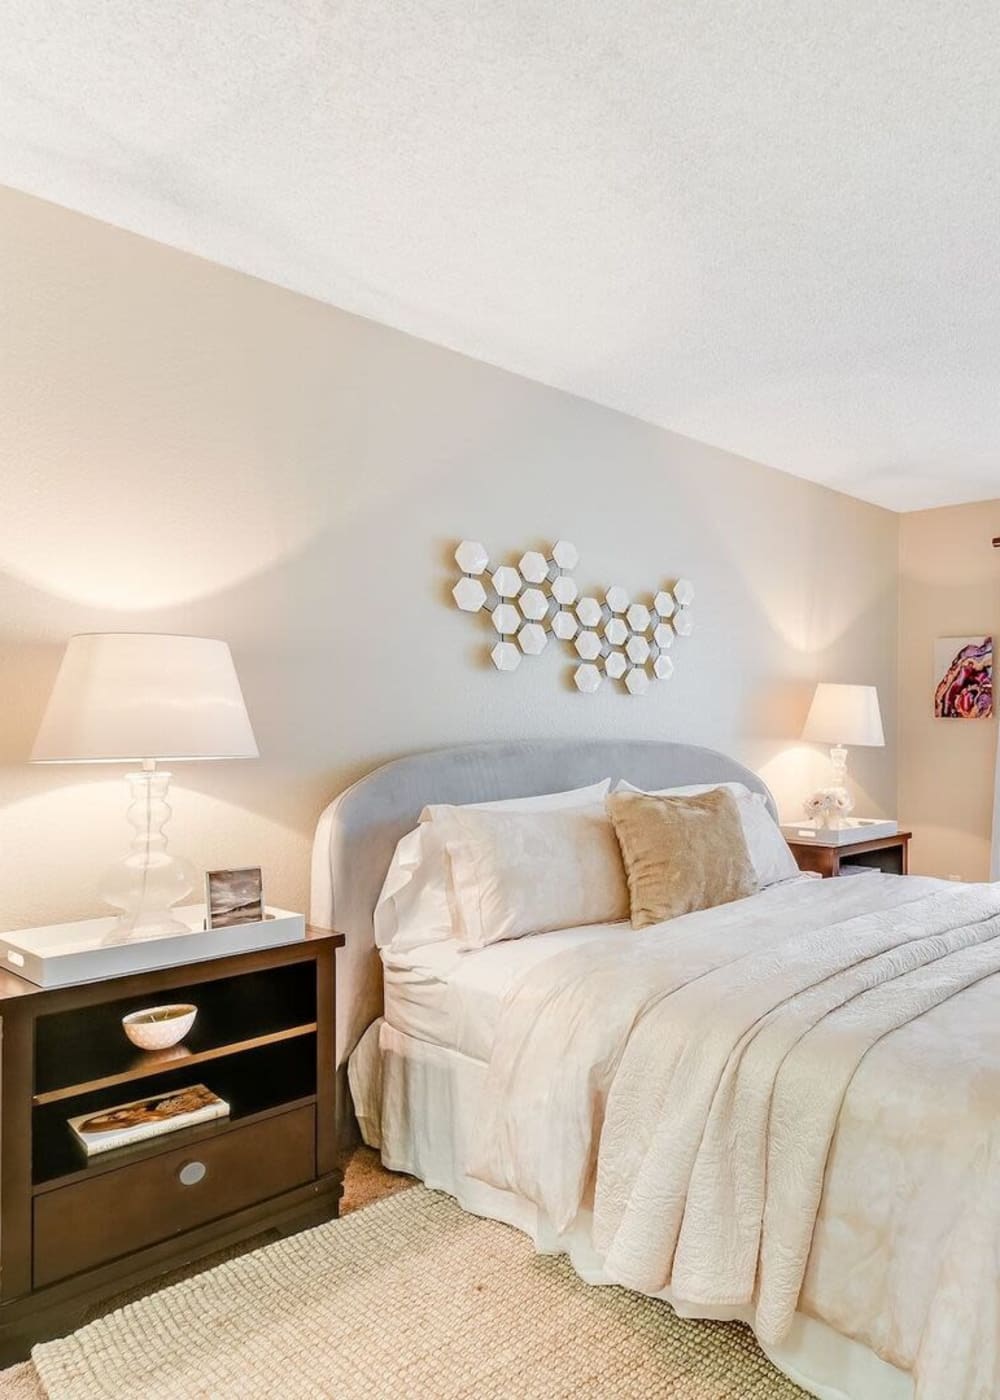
top-left (374, 776), bottom-right (801, 955)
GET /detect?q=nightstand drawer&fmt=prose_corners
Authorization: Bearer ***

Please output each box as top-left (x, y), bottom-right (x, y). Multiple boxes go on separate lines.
top-left (33, 1104), bottom-right (315, 1288)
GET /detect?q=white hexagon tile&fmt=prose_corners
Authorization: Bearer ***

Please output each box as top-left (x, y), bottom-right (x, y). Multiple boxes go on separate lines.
top-left (491, 641), bottom-right (521, 672)
top-left (452, 539), bottom-right (693, 697)
top-left (453, 576), bottom-right (487, 613)
top-left (552, 609), bottom-right (578, 641)
top-left (575, 596), bottom-right (602, 629)
top-left (574, 663), bottom-right (602, 693)
top-left (491, 565), bottom-right (522, 599)
top-left (552, 539), bottom-right (579, 570)
top-left (491, 602), bottom-right (520, 635)
top-left (517, 623), bottom-right (547, 655)
top-left (518, 550), bottom-right (549, 584)
top-left (455, 540), bottom-right (489, 575)
top-left (551, 574), bottom-right (577, 606)
top-left (626, 602), bottom-right (651, 634)
top-left (575, 630), bottom-right (602, 661)
top-left (518, 587), bottom-right (548, 621)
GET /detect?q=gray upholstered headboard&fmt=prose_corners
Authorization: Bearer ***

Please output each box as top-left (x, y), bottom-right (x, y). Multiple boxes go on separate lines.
top-left (310, 739), bottom-right (776, 1064)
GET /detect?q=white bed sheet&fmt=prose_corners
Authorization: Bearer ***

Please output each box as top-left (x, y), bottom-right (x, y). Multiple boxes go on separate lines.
top-left (381, 921), bottom-right (627, 1062)
top-left (381, 875), bottom-right (817, 1063)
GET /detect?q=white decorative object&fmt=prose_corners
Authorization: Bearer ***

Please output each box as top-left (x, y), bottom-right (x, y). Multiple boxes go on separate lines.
top-left (802, 683), bottom-right (885, 826)
top-left (123, 1003), bottom-right (197, 1051)
top-left (626, 602), bottom-right (651, 633)
top-left (673, 578), bottom-right (696, 606)
top-left (673, 608), bottom-right (694, 637)
top-left (551, 575), bottom-right (578, 605)
top-left (32, 634), bottom-right (258, 941)
top-left (552, 610), bottom-right (578, 640)
top-left (574, 663), bottom-right (602, 693)
top-left (653, 590), bottom-right (675, 618)
top-left (575, 596), bottom-right (602, 628)
top-left (453, 576), bottom-right (487, 612)
top-left (517, 623), bottom-right (547, 655)
top-left (490, 603), bottom-right (520, 634)
top-left (490, 640), bottom-right (521, 672)
top-left (451, 539), bottom-right (695, 698)
top-left (455, 540), bottom-right (489, 575)
top-left (518, 587), bottom-right (548, 621)
top-left (653, 654), bottom-right (675, 680)
top-left (625, 667), bottom-right (650, 695)
top-left (0, 907), bottom-right (304, 988)
top-left (552, 540), bottom-right (579, 570)
top-left (626, 634), bottom-right (650, 665)
top-left (491, 565), bottom-right (521, 598)
top-left (518, 551), bottom-right (549, 584)
top-left (803, 788), bottom-right (856, 829)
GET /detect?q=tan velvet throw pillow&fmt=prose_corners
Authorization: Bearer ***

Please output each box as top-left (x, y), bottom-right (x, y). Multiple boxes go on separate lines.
top-left (606, 787), bottom-right (758, 930)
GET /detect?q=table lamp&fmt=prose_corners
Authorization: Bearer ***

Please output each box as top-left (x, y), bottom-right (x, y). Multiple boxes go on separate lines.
top-left (31, 634), bottom-right (258, 939)
top-left (802, 682), bottom-right (884, 823)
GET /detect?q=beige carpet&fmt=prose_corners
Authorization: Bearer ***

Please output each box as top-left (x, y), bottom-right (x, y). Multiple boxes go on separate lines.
top-left (0, 1147), bottom-right (413, 1400)
top-left (26, 1183), bottom-right (804, 1400)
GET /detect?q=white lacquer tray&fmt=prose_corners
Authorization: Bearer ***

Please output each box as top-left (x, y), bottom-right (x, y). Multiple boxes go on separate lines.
top-left (0, 906), bottom-right (305, 987)
top-left (780, 818), bottom-right (899, 847)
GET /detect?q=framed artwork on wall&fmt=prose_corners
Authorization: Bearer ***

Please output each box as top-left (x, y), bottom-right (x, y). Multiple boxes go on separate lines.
top-left (933, 636), bottom-right (993, 719)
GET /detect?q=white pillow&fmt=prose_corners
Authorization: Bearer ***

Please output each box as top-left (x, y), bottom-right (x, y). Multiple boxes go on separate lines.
top-left (613, 780), bottom-right (799, 889)
top-left (374, 779), bottom-right (611, 954)
top-left (437, 802), bottom-right (629, 949)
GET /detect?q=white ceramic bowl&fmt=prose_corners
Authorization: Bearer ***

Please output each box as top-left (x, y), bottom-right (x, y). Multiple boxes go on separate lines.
top-left (122, 1003), bottom-right (197, 1051)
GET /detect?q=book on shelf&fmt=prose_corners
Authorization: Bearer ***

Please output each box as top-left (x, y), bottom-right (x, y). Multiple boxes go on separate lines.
top-left (68, 1083), bottom-right (230, 1157)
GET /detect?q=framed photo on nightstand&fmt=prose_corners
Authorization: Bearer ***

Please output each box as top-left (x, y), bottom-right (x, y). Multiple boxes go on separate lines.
top-left (205, 866), bottom-right (265, 929)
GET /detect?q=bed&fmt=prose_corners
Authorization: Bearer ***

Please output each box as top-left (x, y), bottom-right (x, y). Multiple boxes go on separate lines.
top-left (311, 739), bottom-right (1000, 1400)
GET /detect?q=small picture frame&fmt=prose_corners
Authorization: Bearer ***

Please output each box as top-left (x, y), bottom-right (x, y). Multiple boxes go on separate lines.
top-left (205, 867), bottom-right (265, 929)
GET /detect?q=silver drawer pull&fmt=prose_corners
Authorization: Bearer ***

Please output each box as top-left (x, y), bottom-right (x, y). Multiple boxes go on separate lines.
top-left (178, 1160), bottom-right (207, 1187)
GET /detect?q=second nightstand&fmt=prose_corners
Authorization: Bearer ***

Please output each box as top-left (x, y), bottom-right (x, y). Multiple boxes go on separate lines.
top-left (787, 831), bottom-right (912, 879)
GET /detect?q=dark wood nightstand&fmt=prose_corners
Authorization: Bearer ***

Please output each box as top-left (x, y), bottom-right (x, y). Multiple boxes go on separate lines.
top-left (0, 927), bottom-right (343, 1362)
top-left (786, 831), bottom-right (912, 879)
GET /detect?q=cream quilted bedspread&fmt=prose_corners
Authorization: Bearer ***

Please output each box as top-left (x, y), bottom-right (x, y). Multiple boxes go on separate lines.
top-left (471, 876), bottom-right (1000, 1400)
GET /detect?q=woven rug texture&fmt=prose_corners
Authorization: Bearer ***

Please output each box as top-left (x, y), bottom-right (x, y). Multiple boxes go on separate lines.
top-left (31, 1185), bottom-right (803, 1399)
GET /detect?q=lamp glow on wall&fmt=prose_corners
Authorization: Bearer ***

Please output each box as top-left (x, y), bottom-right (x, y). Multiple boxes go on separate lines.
top-left (31, 634), bottom-right (258, 939)
top-left (802, 682), bottom-right (884, 821)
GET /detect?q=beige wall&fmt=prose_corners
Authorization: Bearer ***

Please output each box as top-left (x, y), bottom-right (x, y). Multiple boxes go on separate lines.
top-left (898, 502), bottom-right (1000, 880)
top-left (0, 187), bottom-right (900, 932)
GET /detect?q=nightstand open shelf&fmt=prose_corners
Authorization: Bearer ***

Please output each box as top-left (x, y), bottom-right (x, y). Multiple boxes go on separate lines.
top-left (32, 1032), bottom-right (319, 1185)
top-left (32, 1094), bottom-right (318, 1193)
top-left (787, 831), bottom-right (912, 878)
top-left (0, 927), bottom-right (343, 1362)
top-left (33, 959), bottom-right (316, 1100)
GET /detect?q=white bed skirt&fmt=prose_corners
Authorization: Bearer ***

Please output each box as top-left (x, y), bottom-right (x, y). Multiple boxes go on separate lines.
top-left (350, 1019), bottom-right (912, 1400)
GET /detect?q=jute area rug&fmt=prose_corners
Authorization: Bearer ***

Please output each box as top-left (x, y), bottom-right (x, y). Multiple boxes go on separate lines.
top-left (30, 1186), bottom-right (804, 1399)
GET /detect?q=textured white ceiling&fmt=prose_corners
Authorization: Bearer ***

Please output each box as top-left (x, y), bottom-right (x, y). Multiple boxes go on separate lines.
top-left (3, 1), bottom-right (1000, 511)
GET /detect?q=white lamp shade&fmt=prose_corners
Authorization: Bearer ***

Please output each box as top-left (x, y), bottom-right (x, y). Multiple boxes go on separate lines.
top-left (32, 634), bottom-right (259, 763)
top-left (803, 683), bottom-right (885, 748)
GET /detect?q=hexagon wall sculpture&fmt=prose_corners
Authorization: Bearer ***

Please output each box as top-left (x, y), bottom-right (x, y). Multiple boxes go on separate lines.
top-left (453, 539), bottom-right (693, 695)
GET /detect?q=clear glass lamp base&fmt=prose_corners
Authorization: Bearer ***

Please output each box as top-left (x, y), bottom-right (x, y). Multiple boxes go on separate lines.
top-left (822, 745), bottom-right (855, 830)
top-left (99, 768), bottom-right (196, 942)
